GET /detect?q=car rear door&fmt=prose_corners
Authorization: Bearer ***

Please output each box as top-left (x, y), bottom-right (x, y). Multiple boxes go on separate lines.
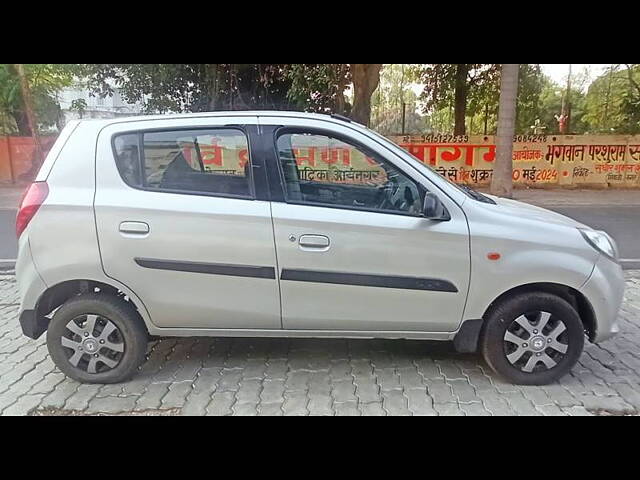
top-left (259, 115), bottom-right (471, 333)
top-left (94, 116), bottom-right (281, 331)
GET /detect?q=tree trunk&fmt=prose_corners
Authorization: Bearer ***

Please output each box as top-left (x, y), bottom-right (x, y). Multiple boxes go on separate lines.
top-left (5, 65), bottom-right (31, 135)
top-left (335, 64), bottom-right (348, 115)
top-left (350, 64), bottom-right (382, 126)
top-left (55, 103), bottom-right (65, 131)
top-left (14, 64), bottom-right (44, 166)
top-left (206, 64), bottom-right (220, 111)
top-left (491, 64), bottom-right (519, 198)
top-left (453, 64), bottom-right (469, 136)
top-left (10, 110), bottom-right (32, 136)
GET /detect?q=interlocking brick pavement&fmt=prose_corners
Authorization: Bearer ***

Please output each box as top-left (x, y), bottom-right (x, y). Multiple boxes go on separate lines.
top-left (1, 270), bottom-right (640, 416)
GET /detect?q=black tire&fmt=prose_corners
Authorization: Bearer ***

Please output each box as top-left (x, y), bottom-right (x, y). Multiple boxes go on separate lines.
top-left (46, 293), bottom-right (148, 384)
top-left (480, 292), bottom-right (585, 385)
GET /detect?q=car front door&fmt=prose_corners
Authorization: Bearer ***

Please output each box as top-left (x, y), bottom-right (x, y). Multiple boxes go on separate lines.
top-left (260, 117), bottom-right (470, 333)
top-left (95, 116), bottom-right (281, 331)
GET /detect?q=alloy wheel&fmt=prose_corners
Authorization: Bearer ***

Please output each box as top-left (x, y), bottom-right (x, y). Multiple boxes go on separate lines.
top-left (503, 311), bottom-right (569, 373)
top-left (60, 314), bottom-right (125, 374)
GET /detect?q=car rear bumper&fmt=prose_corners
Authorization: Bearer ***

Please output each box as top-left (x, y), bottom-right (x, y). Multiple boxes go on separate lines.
top-left (16, 235), bottom-right (48, 338)
top-left (580, 254), bottom-right (625, 343)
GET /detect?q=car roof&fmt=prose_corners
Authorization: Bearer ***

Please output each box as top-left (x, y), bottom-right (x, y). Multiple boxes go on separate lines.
top-left (76, 110), bottom-right (365, 129)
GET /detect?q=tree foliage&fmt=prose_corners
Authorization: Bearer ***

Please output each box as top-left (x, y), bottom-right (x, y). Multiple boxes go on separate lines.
top-left (6, 63), bottom-right (637, 138)
top-left (0, 64), bottom-right (72, 135)
top-left (370, 64), bottom-right (426, 135)
top-left (536, 76), bottom-right (587, 134)
top-left (285, 64), bottom-right (351, 114)
top-left (285, 64), bottom-right (382, 125)
top-left (417, 64), bottom-right (501, 135)
top-left (514, 64), bottom-right (545, 133)
top-left (74, 63), bottom-right (382, 125)
top-left (72, 64), bottom-right (296, 113)
top-left (582, 64), bottom-right (640, 134)
top-left (416, 64), bottom-right (547, 136)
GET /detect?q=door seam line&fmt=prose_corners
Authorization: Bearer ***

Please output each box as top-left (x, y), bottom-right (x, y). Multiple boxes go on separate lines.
top-left (269, 201), bottom-right (284, 329)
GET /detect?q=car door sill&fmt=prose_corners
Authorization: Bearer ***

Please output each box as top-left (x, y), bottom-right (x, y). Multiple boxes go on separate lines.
top-left (145, 326), bottom-right (455, 341)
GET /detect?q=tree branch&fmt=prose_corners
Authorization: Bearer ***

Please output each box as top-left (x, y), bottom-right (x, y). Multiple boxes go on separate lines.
top-left (624, 64), bottom-right (640, 97)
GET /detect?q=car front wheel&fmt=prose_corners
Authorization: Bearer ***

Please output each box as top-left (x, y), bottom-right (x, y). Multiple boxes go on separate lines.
top-left (481, 292), bottom-right (585, 385)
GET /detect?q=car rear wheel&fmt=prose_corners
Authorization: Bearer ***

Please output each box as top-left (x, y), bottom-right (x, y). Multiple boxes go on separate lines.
top-left (46, 293), bottom-right (148, 384)
top-left (481, 292), bottom-right (585, 385)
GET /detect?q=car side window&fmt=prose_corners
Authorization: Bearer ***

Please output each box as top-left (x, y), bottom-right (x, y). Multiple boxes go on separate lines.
top-left (113, 134), bottom-right (142, 186)
top-left (113, 128), bottom-right (253, 198)
top-left (276, 131), bottom-right (424, 215)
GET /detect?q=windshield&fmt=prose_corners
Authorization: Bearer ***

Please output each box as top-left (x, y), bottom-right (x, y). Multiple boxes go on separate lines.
top-left (362, 127), bottom-right (497, 205)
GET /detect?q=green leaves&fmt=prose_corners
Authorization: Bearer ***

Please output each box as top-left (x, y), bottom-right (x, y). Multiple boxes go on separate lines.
top-left (12, 64), bottom-right (635, 137)
top-left (74, 64), bottom-right (295, 113)
top-left (414, 64), bottom-right (550, 135)
top-left (417, 64), bottom-right (500, 114)
top-left (284, 64), bottom-right (351, 114)
top-left (370, 64), bottom-right (425, 135)
top-left (582, 65), bottom-right (640, 134)
top-left (0, 64), bottom-right (73, 135)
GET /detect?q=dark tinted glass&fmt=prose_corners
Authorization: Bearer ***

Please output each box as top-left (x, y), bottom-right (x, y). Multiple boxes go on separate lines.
top-left (276, 132), bottom-right (423, 215)
top-left (114, 128), bottom-right (252, 198)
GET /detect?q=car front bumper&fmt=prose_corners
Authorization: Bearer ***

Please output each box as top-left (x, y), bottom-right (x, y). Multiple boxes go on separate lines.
top-left (580, 254), bottom-right (625, 343)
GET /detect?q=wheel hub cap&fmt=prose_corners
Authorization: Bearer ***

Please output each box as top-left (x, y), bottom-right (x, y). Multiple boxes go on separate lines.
top-left (503, 311), bottom-right (569, 373)
top-left (61, 314), bottom-right (125, 374)
top-left (530, 336), bottom-right (546, 352)
top-left (82, 338), bottom-right (99, 353)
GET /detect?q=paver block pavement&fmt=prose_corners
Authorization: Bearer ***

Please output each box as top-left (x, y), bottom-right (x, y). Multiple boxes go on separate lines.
top-left (2, 271), bottom-right (640, 416)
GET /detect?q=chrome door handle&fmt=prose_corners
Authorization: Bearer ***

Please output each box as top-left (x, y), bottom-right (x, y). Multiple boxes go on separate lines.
top-left (299, 234), bottom-right (330, 249)
top-left (119, 221), bottom-right (150, 235)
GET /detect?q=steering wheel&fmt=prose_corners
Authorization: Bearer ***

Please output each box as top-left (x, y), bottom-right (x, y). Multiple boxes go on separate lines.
top-left (376, 180), bottom-right (398, 211)
top-left (376, 175), bottom-right (420, 213)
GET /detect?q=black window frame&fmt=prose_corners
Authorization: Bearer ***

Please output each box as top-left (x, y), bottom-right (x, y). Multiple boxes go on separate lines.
top-left (111, 125), bottom-right (258, 201)
top-left (271, 126), bottom-right (428, 218)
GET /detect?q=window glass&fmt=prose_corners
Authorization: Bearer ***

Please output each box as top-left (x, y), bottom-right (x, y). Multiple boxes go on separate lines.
top-left (113, 133), bottom-right (141, 186)
top-left (113, 128), bottom-right (252, 197)
top-left (277, 132), bottom-right (424, 215)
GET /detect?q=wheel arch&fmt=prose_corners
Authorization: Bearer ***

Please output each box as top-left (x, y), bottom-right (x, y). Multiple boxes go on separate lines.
top-left (481, 282), bottom-right (597, 342)
top-left (35, 279), bottom-right (150, 335)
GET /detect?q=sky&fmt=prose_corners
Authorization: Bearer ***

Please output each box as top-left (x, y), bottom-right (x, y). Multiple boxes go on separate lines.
top-left (541, 64), bottom-right (611, 90)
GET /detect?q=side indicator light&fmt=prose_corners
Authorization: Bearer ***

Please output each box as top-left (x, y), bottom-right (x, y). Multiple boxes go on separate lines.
top-left (487, 252), bottom-right (501, 261)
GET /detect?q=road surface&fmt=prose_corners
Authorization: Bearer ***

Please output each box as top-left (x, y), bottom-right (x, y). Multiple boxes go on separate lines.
top-left (0, 210), bottom-right (17, 263)
top-left (0, 205), bottom-right (638, 269)
top-left (551, 206), bottom-right (640, 269)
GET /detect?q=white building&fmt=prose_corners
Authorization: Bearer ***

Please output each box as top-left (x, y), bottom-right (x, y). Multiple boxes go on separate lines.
top-left (58, 83), bottom-right (145, 123)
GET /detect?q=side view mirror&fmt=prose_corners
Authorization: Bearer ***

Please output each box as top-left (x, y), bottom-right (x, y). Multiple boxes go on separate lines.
top-left (422, 192), bottom-right (450, 221)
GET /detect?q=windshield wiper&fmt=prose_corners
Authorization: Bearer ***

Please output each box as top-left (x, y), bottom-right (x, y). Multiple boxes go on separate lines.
top-left (459, 185), bottom-right (496, 204)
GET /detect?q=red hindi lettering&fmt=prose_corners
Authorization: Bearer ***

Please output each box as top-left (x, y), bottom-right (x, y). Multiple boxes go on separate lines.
top-left (201, 144), bottom-right (223, 166)
top-left (238, 149), bottom-right (249, 169)
top-left (483, 145), bottom-right (496, 163)
top-left (440, 145), bottom-right (474, 166)
top-left (293, 147), bottom-right (316, 167)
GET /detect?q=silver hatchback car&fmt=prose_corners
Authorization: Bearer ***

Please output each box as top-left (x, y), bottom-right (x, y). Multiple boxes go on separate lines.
top-left (15, 111), bottom-right (625, 385)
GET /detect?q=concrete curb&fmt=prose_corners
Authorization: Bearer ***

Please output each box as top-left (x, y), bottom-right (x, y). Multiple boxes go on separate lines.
top-left (621, 261), bottom-right (640, 270)
top-left (0, 260), bottom-right (16, 272)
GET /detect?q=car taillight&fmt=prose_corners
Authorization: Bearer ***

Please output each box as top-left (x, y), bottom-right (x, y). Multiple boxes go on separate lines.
top-left (16, 182), bottom-right (49, 238)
